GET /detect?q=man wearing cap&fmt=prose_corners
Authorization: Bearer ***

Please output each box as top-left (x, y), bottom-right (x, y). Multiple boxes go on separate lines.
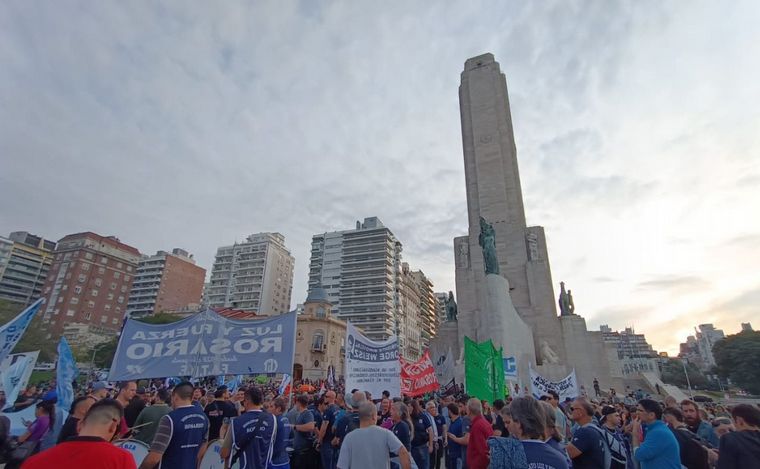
top-left (89, 381), bottom-right (112, 402)
top-left (600, 405), bottom-right (630, 469)
top-left (332, 391), bottom-right (365, 457)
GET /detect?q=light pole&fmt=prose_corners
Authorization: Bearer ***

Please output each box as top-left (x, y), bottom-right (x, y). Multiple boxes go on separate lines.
top-left (90, 342), bottom-right (110, 372)
top-left (681, 359), bottom-right (694, 399)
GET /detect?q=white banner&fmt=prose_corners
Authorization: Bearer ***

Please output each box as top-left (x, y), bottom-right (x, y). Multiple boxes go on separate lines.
top-left (529, 366), bottom-right (579, 402)
top-left (0, 351), bottom-right (39, 407)
top-left (434, 347), bottom-right (455, 384)
top-left (1, 354), bottom-right (34, 407)
top-left (344, 323), bottom-right (400, 397)
top-left (0, 299), bottom-right (42, 365)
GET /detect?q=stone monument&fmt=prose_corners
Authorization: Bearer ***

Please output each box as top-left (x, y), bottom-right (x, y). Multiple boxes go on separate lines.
top-left (431, 53), bottom-right (621, 390)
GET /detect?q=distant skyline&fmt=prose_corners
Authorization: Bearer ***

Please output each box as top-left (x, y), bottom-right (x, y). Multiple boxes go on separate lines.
top-left (2, 1), bottom-right (758, 356)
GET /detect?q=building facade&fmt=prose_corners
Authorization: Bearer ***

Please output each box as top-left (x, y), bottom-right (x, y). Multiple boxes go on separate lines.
top-left (0, 232), bottom-right (56, 306)
top-left (679, 323), bottom-right (726, 371)
top-left (434, 292), bottom-right (448, 323)
top-left (410, 270), bottom-right (437, 350)
top-left (206, 233), bottom-right (294, 315)
top-left (41, 232), bottom-right (141, 341)
top-left (126, 248), bottom-right (206, 317)
top-left (293, 288), bottom-right (347, 381)
top-left (308, 217), bottom-right (403, 341)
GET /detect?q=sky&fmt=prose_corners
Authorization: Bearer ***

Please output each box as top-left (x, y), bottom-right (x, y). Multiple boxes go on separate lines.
top-left (1, 1), bottom-right (758, 356)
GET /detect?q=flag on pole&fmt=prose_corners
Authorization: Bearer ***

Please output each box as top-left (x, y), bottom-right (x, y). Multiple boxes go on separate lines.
top-left (2, 355), bottom-right (33, 406)
top-left (56, 337), bottom-right (79, 412)
top-left (278, 374), bottom-right (292, 396)
top-left (464, 337), bottom-right (505, 402)
top-left (0, 299), bottom-right (43, 364)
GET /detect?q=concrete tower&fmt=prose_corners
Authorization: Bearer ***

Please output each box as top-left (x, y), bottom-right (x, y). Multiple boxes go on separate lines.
top-left (454, 53), bottom-right (565, 366)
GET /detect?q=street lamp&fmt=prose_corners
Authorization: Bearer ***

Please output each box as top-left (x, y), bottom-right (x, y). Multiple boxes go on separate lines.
top-left (680, 358), bottom-right (694, 399)
top-left (90, 342), bottom-right (111, 372)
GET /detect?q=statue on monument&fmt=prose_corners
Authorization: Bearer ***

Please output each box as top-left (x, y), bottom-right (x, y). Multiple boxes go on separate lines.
top-left (540, 340), bottom-right (560, 364)
top-left (558, 281), bottom-right (575, 316)
top-left (478, 217), bottom-right (499, 275)
top-left (444, 291), bottom-right (458, 322)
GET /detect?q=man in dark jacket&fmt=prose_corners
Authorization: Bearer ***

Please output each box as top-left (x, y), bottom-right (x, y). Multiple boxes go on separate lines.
top-left (663, 407), bottom-right (710, 469)
top-left (717, 404), bottom-right (760, 469)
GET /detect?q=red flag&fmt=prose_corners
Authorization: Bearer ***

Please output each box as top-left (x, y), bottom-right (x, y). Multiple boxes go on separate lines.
top-left (400, 351), bottom-right (440, 397)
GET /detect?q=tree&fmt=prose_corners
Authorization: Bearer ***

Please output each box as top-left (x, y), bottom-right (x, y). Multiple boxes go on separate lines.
top-left (0, 299), bottom-right (56, 361)
top-left (659, 358), bottom-right (710, 389)
top-left (713, 330), bottom-right (760, 395)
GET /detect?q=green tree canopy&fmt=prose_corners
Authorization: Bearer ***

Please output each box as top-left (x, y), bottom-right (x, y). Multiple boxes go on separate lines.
top-left (659, 358), bottom-right (710, 389)
top-left (713, 330), bottom-right (760, 395)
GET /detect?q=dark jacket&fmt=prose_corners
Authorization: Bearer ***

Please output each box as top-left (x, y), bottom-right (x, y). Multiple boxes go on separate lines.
top-left (717, 430), bottom-right (760, 469)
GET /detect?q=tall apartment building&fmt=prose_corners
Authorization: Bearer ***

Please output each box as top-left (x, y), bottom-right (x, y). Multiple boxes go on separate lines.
top-left (41, 232), bottom-right (141, 342)
top-left (126, 248), bottom-right (206, 317)
top-left (0, 232), bottom-right (56, 306)
top-left (409, 269), bottom-right (437, 350)
top-left (600, 325), bottom-right (658, 359)
top-left (435, 292), bottom-right (448, 323)
top-left (308, 217), bottom-right (403, 341)
top-left (679, 323), bottom-right (725, 371)
top-left (206, 233), bottom-right (294, 315)
top-left (398, 263), bottom-right (423, 360)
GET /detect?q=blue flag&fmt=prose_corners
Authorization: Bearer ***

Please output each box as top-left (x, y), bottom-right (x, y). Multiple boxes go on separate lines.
top-left (56, 337), bottom-right (79, 412)
top-left (0, 299), bottom-right (43, 364)
top-left (2, 355), bottom-right (33, 407)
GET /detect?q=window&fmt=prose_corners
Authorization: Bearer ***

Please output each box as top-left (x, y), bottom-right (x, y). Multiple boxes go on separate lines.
top-left (100, 257), bottom-right (107, 264)
top-left (70, 297), bottom-right (79, 305)
top-left (116, 262), bottom-right (122, 269)
top-left (88, 301), bottom-right (95, 308)
top-left (74, 286), bottom-right (82, 294)
top-left (62, 285), bottom-right (68, 291)
top-left (312, 331), bottom-right (325, 350)
top-left (110, 283), bottom-right (117, 290)
top-left (85, 312), bottom-right (91, 320)
top-left (95, 278), bottom-right (102, 287)
top-left (65, 273), bottom-right (71, 280)
top-left (78, 274), bottom-right (86, 282)
top-left (124, 275), bottom-right (130, 282)
top-left (91, 289), bottom-right (98, 297)
top-left (120, 285), bottom-right (127, 293)
top-left (112, 318), bottom-right (118, 325)
top-left (66, 310), bottom-right (75, 317)
top-left (98, 267), bottom-right (105, 275)
top-left (117, 296), bottom-right (124, 304)
top-left (105, 304), bottom-right (111, 311)
top-left (115, 307), bottom-right (121, 314)
top-left (114, 272), bottom-right (121, 279)
top-left (127, 266), bottom-right (132, 272)
top-left (57, 297), bottom-right (63, 303)
top-left (85, 252), bottom-right (93, 260)
top-left (101, 316), bottom-right (107, 323)
top-left (81, 263), bottom-right (90, 271)
top-left (64, 253), bottom-right (72, 260)
top-left (107, 293), bottom-right (114, 300)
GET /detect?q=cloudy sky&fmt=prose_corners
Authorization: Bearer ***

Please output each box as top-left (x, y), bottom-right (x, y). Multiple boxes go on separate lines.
top-left (1, 1), bottom-right (758, 355)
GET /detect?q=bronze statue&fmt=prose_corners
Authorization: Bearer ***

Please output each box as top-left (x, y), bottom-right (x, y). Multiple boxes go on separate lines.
top-left (444, 291), bottom-right (458, 321)
top-left (478, 217), bottom-right (499, 275)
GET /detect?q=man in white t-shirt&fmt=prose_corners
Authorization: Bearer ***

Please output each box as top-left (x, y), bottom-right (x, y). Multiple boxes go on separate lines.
top-left (337, 401), bottom-right (411, 469)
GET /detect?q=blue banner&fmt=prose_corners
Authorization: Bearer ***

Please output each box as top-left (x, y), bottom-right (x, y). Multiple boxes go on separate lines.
top-left (0, 299), bottom-right (42, 364)
top-left (503, 357), bottom-right (517, 378)
top-left (56, 337), bottom-right (79, 412)
top-left (2, 354), bottom-right (33, 406)
top-left (109, 310), bottom-right (297, 380)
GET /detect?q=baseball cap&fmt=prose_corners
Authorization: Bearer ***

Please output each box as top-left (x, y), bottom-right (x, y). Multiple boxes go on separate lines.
top-left (600, 405), bottom-right (618, 422)
top-left (41, 390), bottom-right (58, 402)
top-left (91, 381), bottom-right (113, 392)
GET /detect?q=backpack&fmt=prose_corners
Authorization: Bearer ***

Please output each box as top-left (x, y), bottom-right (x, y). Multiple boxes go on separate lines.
top-left (589, 425), bottom-right (628, 469)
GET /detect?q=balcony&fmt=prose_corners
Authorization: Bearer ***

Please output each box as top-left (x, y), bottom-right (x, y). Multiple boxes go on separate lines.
top-left (311, 343), bottom-right (327, 353)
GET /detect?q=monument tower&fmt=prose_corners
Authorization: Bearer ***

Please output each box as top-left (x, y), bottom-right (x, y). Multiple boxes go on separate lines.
top-left (432, 53), bottom-right (622, 388)
top-left (454, 53), bottom-right (565, 368)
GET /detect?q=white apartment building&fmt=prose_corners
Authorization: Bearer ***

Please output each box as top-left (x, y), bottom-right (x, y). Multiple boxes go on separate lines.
top-left (308, 217), bottom-right (403, 341)
top-left (206, 233), bottom-right (294, 315)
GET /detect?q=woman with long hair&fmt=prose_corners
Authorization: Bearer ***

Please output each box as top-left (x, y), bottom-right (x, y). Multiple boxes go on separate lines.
top-left (391, 402), bottom-right (413, 451)
top-left (6, 400), bottom-right (55, 468)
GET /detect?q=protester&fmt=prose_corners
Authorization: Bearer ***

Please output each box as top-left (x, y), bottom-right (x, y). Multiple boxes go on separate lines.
top-left (115, 381), bottom-right (136, 437)
top-left (409, 400), bottom-right (433, 469)
top-left (426, 400), bottom-right (445, 469)
top-left (712, 417), bottom-right (734, 438)
top-left (455, 397), bottom-right (471, 469)
top-left (333, 391), bottom-right (365, 454)
top-left (336, 401), bottom-right (411, 469)
top-left (598, 405), bottom-right (631, 469)
top-left (220, 386), bottom-right (275, 469)
top-left (124, 387), bottom-right (148, 428)
top-left (566, 398), bottom-right (605, 469)
top-left (57, 396), bottom-right (94, 443)
top-left (21, 399), bottom-right (135, 469)
top-left (8, 400), bottom-right (55, 467)
top-left (444, 404), bottom-right (463, 469)
top-left (537, 400), bottom-right (572, 467)
top-left (544, 391), bottom-right (570, 443)
top-left (465, 398), bottom-right (492, 469)
top-left (716, 404), bottom-right (760, 468)
top-left (320, 390), bottom-right (340, 469)
top-left (662, 407), bottom-right (711, 469)
top-left (681, 399), bottom-right (719, 448)
top-left (494, 397), bottom-right (567, 468)
top-left (204, 387), bottom-right (238, 440)
top-left (377, 397), bottom-right (393, 428)
top-left (491, 399), bottom-right (507, 436)
top-left (132, 388), bottom-right (171, 445)
top-left (391, 401), bottom-right (413, 452)
top-left (138, 381), bottom-right (209, 469)
top-left (38, 392), bottom-right (65, 451)
top-left (269, 397), bottom-right (292, 469)
top-left (88, 382), bottom-right (111, 402)
top-left (292, 393), bottom-right (318, 469)
top-left (632, 399), bottom-right (680, 469)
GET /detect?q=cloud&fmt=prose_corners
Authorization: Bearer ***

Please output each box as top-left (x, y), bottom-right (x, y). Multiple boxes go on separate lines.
top-left (636, 275), bottom-right (710, 292)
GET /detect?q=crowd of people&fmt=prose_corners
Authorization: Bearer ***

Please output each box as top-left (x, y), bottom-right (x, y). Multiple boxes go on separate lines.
top-left (0, 376), bottom-right (758, 469)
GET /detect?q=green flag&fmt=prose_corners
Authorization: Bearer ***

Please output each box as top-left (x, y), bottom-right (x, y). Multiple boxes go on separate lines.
top-left (464, 337), bottom-right (505, 402)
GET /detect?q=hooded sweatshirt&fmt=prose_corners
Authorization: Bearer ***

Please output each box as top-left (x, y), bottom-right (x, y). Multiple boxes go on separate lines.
top-left (717, 430), bottom-right (760, 469)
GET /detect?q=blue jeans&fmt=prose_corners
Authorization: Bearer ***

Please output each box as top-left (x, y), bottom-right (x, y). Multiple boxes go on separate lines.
top-left (321, 444), bottom-right (335, 469)
top-left (445, 455), bottom-right (462, 469)
top-left (412, 445), bottom-right (429, 469)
